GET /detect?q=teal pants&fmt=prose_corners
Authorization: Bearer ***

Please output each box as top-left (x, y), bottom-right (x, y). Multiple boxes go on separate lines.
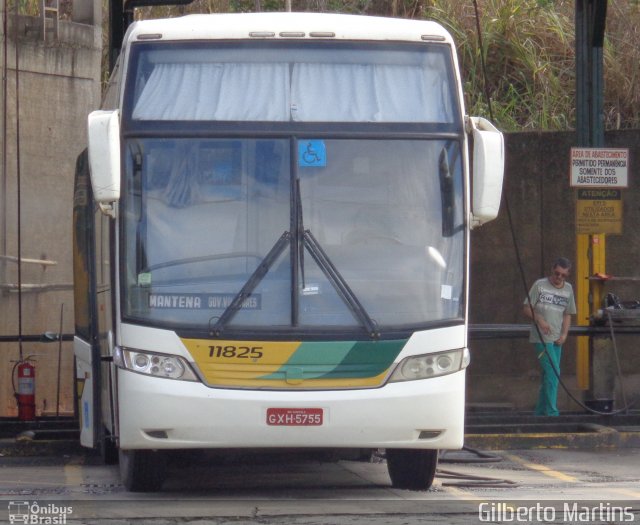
top-left (534, 342), bottom-right (562, 416)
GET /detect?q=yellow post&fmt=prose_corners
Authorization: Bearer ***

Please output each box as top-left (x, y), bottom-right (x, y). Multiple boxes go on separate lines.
top-left (576, 234), bottom-right (590, 390)
top-left (575, 233), bottom-right (606, 390)
top-left (591, 233), bottom-right (607, 313)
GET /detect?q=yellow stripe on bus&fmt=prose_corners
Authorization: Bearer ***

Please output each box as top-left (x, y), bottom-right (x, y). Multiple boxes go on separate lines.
top-left (183, 339), bottom-right (302, 379)
top-left (181, 338), bottom-right (393, 388)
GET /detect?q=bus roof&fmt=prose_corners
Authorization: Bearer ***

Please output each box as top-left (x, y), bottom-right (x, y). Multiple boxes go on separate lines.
top-left (126, 12), bottom-right (454, 46)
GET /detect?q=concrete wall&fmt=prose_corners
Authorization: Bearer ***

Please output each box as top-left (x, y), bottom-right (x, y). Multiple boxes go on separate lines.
top-left (0, 7), bottom-right (102, 417)
top-left (469, 130), bottom-right (640, 412)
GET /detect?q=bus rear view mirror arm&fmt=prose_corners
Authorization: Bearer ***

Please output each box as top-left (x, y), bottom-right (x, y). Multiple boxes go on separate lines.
top-left (468, 116), bottom-right (505, 228)
top-left (88, 110), bottom-right (121, 217)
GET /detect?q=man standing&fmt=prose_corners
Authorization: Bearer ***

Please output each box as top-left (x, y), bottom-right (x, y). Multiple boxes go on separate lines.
top-left (523, 257), bottom-right (577, 416)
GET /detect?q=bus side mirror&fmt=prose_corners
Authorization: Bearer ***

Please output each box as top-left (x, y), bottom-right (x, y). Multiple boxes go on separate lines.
top-left (87, 110), bottom-right (121, 217)
top-left (468, 116), bottom-right (504, 227)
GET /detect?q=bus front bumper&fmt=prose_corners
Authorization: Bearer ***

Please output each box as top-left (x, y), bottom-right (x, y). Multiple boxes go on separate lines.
top-left (117, 368), bottom-right (466, 450)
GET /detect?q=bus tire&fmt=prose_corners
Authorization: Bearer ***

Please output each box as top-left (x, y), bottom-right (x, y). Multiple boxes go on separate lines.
top-left (119, 449), bottom-right (166, 492)
top-left (386, 449), bottom-right (438, 491)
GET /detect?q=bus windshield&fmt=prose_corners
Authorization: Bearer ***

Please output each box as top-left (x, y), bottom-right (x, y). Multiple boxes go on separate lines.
top-left (122, 137), bottom-right (464, 335)
top-left (121, 41), bottom-right (465, 336)
top-left (125, 41), bottom-right (458, 124)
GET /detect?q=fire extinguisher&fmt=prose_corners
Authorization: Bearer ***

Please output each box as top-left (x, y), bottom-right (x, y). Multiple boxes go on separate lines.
top-left (13, 357), bottom-right (36, 421)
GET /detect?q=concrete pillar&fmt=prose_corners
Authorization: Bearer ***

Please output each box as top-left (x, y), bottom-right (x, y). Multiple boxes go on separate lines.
top-left (0, 6), bottom-right (102, 417)
top-left (72, 0), bottom-right (102, 27)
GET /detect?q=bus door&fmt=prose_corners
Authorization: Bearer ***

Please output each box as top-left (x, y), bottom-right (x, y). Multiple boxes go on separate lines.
top-left (73, 149), bottom-right (116, 453)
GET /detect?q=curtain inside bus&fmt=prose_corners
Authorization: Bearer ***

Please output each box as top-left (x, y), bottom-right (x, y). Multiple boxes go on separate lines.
top-left (130, 51), bottom-right (454, 123)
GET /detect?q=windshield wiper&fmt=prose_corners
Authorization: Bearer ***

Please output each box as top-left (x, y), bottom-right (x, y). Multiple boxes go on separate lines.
top-left (130, 141), bottom-right (148, 275)
top-left (440, 147), bottom-right (454, 237)
top-left (440, 143), bottom-right (463, 237)
top-left (211, 180), bottom-right (378, 338)
top-left (296, 175), bottom-right (377, 338)
top-left (209, 231), bottom-right (290, 337)
top-left (303, 229), bottom-right (379, 338)
top-left (296, 178), bottom-right (305, 289)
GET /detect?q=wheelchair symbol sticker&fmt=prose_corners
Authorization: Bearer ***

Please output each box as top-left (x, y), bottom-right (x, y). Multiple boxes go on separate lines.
top-left (298, 140), bottom-right (326, 167)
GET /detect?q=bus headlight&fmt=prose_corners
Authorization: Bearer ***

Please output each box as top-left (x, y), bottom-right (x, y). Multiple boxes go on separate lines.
top-left (388, 348), bottom-right (469, 382)
top-left (114, 347), bottom-right (199, 381)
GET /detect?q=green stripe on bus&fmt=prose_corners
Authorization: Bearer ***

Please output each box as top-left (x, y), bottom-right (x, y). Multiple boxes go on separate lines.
top-left (259, 339), bottom-right (406, 381)
top-left (316, 340), bottom-right (406, 379)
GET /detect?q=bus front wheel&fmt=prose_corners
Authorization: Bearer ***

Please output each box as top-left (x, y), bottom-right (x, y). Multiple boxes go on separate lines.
top-left (119, 449), bottom-right (166, 492)
top-left (386, 449), bottom-right (438, 491)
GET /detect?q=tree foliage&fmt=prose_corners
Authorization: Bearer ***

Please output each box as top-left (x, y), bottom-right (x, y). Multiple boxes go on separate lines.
top-left (9, 0), bottom-right (639, 129)
top-left (43, 0), bottom-right (621, 131)
top-left (425, 0), bottom-right (640, 131)
top-left (134, 0), bottom-right (639, 131)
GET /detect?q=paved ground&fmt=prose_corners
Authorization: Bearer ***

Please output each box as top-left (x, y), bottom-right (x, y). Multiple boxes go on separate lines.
top-left (0, 447), bottom-right (639, 524)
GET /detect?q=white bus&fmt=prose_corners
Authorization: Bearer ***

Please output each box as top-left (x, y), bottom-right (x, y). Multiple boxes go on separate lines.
top-left (73, 12), bottom-right (504, 492)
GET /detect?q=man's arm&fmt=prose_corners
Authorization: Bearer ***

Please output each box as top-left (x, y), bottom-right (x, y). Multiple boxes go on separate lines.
top-left (522, 304), bottom-right (534, 320)
top-left (555, 312), bottom-right (571, 345)
top-left (523, 304), bottom-right (551, 335)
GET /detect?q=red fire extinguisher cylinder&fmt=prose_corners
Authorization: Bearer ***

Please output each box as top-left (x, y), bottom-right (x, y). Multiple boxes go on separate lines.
top-left (17, 361), bottom-right (36, 421)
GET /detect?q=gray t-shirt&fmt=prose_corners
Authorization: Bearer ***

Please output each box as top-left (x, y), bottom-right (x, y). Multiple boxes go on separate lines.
top-left (524, 277), bottom-right (577, 344)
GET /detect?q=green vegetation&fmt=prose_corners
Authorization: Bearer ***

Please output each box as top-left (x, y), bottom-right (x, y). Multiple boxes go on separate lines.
top-left (8, 0), bottom-right (639, 131)
top-left (135, 0), bottom-right (640, 131)
top-left (7, 0), bottom-right (39, 14)
top-left (6, 0), bottom-right (73, 18)
top-left (425, 0), bottom-right (640, 131)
